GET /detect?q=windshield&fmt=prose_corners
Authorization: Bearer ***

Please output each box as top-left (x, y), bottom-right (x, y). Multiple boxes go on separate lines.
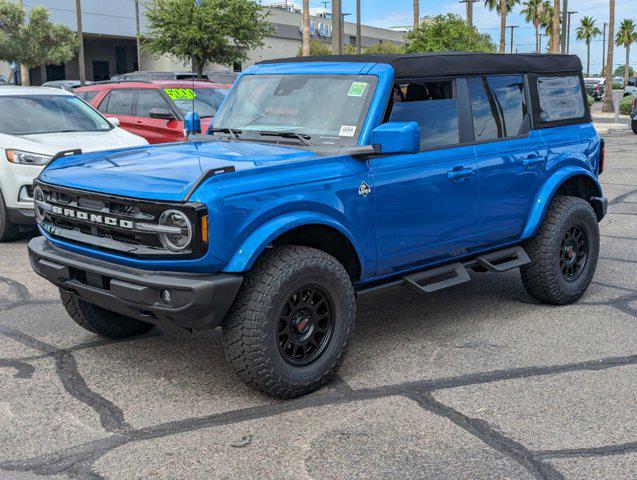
top-left (0, 95), bottom-right (112, 135)
top-left (165, 87), bottom-right (229, 118)
top-left (212, 74), bottom-right (378, 146)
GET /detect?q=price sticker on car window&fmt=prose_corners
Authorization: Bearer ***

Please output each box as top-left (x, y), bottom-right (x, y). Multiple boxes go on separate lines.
top-left (164, 88), bottom-right (197, 100)
top-left (348, 82), bottom-right (368, 97)
top-left (339, 125), bottom-right (357, 137)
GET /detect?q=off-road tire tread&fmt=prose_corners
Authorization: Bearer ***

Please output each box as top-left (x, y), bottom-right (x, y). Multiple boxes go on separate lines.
top-left (0, 190), bottom-right (20, 242)
top-left (60, 289), bottom-right (154, 339)
top-left (521, 196), bottom-right (599, 305)
top-left (223, 246), bottom-right (355, 399)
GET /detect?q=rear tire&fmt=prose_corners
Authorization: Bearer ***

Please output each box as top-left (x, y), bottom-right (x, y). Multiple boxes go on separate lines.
top-left (521, 196), bottom-right (599, 305)
top-left (632, 122), bottom-right (637, 134)
top-left (60, 289), bottom-right (154, 339)
top-left (223, 246), bottom-right (356, 399)
top-left (0, 190), bottom-right (20, 242)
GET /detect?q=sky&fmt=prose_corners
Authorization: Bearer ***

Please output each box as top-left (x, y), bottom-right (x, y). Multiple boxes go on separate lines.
top-left (267, 0), bottom-right (635, 77)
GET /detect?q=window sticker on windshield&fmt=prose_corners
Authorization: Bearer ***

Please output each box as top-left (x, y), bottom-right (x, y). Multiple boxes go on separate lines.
top-left (339, 125), bottom-right (357, 137)
top-left (348, 82), bottom-right (368, 97)
top-left (164, 88), bottom-right (197, 100)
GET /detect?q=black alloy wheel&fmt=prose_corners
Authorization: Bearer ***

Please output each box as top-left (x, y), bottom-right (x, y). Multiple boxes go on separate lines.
top-left (559, 225), bottom-right (589, 281)
top-left (277, 286), bottom-right (334, 366)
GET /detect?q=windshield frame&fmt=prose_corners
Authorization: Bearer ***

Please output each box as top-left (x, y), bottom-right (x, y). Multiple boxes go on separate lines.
top-left (211, 73), bottom-right (379, 147)
top-left (0, 94), bottom-right (114, 136)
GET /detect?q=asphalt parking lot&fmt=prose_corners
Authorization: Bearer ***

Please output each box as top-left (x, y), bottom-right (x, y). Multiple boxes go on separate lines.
top-left (1, 130), bottom-right (636, 480)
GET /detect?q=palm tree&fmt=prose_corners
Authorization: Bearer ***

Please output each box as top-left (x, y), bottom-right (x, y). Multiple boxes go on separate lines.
top-left (616, 19), bottom-right (637, 85)
top-left (414, 0), bottom-right (420, 30)
top-left (484, 0), bottom-right (520, 54)
top-left (602, 0), bottom-right (615, 113)
top-left (576, 17), bottom-right (601, 76)
top-left (521, 0), bottom-right (548, 53)
top-left (302, 0), bottom-right (310, 57)
top-left (550, 0), bottom-right (560, 53)
top-left (539, 1), bottom-right (554, 51)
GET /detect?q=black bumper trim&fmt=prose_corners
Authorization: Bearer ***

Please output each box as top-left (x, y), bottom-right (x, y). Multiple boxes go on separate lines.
top-left (28, 236), bottom-right (243, 330)
top-left (7, 208), bottom-right (36, 226)
top-left (590, 196), bottom-right (608, 222)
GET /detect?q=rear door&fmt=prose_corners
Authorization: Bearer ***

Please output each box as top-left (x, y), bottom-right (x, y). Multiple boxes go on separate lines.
top-left (98, 88), bottom-right (138, 134)
top-left (469, 75), bottom-right (547, 246)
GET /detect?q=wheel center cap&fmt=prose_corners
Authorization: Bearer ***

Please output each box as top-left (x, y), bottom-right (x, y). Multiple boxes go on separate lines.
top-left (294, 316), bottom-right (310, 333)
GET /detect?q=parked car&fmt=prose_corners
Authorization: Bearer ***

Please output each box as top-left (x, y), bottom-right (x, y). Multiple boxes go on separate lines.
top-left (630, 96), bottom-right (637, 134)
top-left (29, 53), bottom-right (606, 398)
top-left (42, 80), bottom-right (92, 92)
top-left (0, 86), bottom-right (148, 241)
top-left (624, 77), bottom-right (637, 97)
top-left (0, 74), bottom-right (7, 85)
top-left (75, 80), bottom-right (230, 144)
top-left (584, 77), bottom-right (605, 100)
top-left (114, 70), bottom-right (238, 86)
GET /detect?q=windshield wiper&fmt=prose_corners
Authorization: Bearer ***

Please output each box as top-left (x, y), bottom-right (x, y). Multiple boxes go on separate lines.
top-left (208, 128), bottom-right (241, 140)
top-left (258, 131), bottom-right (311, 146)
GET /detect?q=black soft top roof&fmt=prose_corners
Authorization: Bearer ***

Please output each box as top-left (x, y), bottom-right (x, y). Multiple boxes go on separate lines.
top-left (258, 53), bottom-right (583, 80)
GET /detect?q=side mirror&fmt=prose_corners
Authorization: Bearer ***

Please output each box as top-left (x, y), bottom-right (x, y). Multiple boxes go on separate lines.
top-left (184, 112), bottom-right (201, 136)
top-left (106, 117), bottom-right (120, 127)
top-left (371, 122), bottom-right (421, 155)
top-left (149, 107), bottom-right (176, 120)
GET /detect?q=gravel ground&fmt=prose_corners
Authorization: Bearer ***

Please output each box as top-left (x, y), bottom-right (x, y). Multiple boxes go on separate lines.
top-left (0, 131), bottom-right (635, 479)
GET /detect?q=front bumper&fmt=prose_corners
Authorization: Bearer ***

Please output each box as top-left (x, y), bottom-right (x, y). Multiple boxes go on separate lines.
top-left (28, 236), bottom-right (243, 330)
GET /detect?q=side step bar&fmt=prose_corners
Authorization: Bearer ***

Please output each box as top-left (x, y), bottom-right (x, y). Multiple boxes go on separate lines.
top-left (403, 246), bottom-right (531, 295)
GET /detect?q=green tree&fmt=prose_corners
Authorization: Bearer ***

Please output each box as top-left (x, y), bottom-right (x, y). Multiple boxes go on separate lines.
top-left (576, 17), bottom-right (601, 77)
top-left (484, 0), bottom-right (520, 53)
top-left (144, 0), bottom-right (271, 77)
top-left (364, 42), bottom-right (404, 54)
top-left (521, 0), bottom-right (549, 53)
top-left (296, 40), bottom-right (332, 56)
top-left (0, 1), bottom-right (76, 85)
top-left (616, 18), bottom-right (637, 85)
top-left (614, 64), bottom-right (635, 78)
top-left (405, 14), bottom-right (497, 53)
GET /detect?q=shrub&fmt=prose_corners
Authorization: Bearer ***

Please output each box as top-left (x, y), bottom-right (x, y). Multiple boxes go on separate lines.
top-left (587, 95), bottom-right (595, 107)
top-left (619, 95), bottom-right (634, 115)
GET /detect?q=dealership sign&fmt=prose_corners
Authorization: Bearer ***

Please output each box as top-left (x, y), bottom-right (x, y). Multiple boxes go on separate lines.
top-left (299, 21), bottom-right (332, 38)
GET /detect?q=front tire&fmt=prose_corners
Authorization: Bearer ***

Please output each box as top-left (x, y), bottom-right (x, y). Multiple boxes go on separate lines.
top-left (60, 290), bottom-right (154, 339)
top-left (223, 246), bottom-right (356, 399)
top-left (521, 196), bottom-right (600, 305)
top-left (0, 190), bottom-right (20, 242)
top-left (632, 121), bottom-right (637, 134)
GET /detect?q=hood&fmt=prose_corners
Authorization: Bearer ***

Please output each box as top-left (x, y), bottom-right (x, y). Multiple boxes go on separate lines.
top-left (18, 128), bottom-right (147, 153)
top-left (39, 140), bottom-right (319, 201)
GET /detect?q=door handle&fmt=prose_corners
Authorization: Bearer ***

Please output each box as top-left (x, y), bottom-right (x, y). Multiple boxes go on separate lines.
top-left (447, 167), bottom-right (475, 180)
top-left (523, 155), bottom-right (544, 168)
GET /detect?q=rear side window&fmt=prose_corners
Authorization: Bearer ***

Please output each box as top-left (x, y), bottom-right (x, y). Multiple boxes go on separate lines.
top-left (469, 75), bottom-right (528, 140)
top-left (388, 80), bottom-right (460, 149)
top-left (537, 76), bottom-right (585, 122)
top-left (100, 89), bottom-right (135, 115)
top-left (75, 91), bottom-right (98, 103)
top-left (135, 89), bottom-right (170, 116)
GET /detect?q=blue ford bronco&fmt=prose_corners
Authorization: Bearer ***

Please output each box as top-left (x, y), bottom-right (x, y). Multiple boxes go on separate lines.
top-left (29, 53), bottom-right (607, 398)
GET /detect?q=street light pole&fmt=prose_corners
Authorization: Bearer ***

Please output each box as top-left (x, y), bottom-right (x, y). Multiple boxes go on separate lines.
top-left (135, 0), bottom-right (142, 70)
top-left (507, 25), bottom-right (519, 54)
top-left (566, 11), bottom-right (577, 54)
top-left (459, 0), bottom-right (478, 27)
top-left (356, 0), bottom-right (361, 54)
top-left (602, 22), bottom-right (608, 75)
top-left (75, 0), bottom-right (86, 85)
top-left (539, 33), bottom-right (547, 52)
top-left (560, 0), bottom-right (568, 54)
top-left (341, 12), bottom-right (351, 53)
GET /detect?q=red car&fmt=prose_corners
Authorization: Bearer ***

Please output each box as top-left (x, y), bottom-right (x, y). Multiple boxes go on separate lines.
top-left (75, 80), bottom-right (230, 144)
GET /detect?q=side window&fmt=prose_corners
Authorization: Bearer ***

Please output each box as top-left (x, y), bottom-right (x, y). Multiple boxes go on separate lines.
top-left (75, 91), bottom-right (98, 103)
top-left (537, 76), bottom-right (585, 122)
top-left (388, 80), bottom-right (460, 149)
top-left (135, 89), bottom-right (170, 117)
top-left (469, 75), bottom-right (528, 140)
top-left (101, 89), bottom-right (135, 116)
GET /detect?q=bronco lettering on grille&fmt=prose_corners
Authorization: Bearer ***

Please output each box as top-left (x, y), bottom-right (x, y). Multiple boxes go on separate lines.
top-left (50, 205), bottom-right (134, 229)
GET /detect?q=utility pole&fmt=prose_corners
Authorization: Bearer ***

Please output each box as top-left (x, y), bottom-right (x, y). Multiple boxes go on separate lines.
top-left (75, 0), bottom-right (86, 85)
top-left (356, 0), bottom-right (361, 54)
top-left (135, 0), bottom-right (142, 70)
top-left (602, 22), bottom-right (608, 75)
top-left (332, 0), bottom-right (342, 54)
top-left (560, 0), bottom-right (568, 54)
top-left (566, 11), bottom-right (577, 54)
top-left (507, 25), bottom-right (519, 54)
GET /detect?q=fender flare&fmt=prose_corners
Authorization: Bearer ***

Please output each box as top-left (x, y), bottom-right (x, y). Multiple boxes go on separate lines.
top-left (521, 166), bottom-right (602, 240)
top-left (222, 211), bottom-right (364, 274)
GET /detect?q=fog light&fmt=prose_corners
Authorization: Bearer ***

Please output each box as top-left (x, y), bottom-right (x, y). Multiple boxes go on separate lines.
top-left (160, 289), bottom-right (171, 305)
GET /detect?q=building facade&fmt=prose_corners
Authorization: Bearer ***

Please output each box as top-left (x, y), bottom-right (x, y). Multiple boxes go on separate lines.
top-left (1, 0), bottom-right (404, 84)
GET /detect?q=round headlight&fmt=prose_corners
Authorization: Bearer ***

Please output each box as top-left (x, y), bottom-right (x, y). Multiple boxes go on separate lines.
top-left (33, 186), bottom-right (45, 223)
top-left (158, 209), bottom-right (192, 252)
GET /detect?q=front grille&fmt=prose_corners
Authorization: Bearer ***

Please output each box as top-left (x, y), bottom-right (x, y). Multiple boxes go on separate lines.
top-left (35, 182), bottom-right (207, 259)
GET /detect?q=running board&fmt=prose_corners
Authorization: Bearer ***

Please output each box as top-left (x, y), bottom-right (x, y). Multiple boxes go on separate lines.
top-left (403, 246), bottom-right (531, 295)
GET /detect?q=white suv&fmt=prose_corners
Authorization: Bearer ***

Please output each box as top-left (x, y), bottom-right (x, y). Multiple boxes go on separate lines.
top-left (0, 86), bottom-right (148, 241)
